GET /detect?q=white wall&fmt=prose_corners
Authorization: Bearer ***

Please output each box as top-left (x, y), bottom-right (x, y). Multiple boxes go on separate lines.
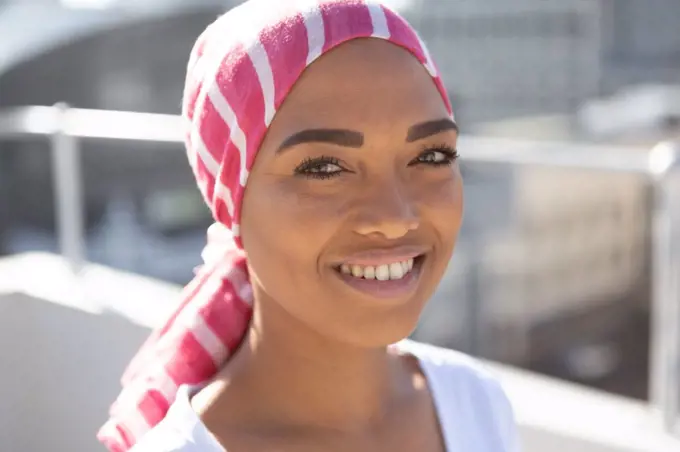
top-left (0, 292), bottom-right (151, 451)
top-left (0, 253), bottom-right (179, 452)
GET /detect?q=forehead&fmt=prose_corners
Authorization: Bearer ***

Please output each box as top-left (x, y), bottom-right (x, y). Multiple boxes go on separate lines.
top-left (271, 38), bottom-right (450, 134)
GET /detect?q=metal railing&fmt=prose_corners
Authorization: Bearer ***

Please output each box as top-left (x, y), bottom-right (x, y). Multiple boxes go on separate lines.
top-left (1, 104), bottom-right (679, 436)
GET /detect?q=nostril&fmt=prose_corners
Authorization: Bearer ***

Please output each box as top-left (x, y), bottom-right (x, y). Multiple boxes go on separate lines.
top-left (353, 213), bottom-right (420, 239)
top-left (352, 185), bottom-right (419, 237)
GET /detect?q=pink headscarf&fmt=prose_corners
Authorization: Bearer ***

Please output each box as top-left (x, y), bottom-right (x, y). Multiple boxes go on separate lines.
top-left (98, 1), bottom-right (453, 450)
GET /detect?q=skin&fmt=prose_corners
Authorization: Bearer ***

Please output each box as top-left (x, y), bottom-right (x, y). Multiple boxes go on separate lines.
top-left (192, 38), bottom-right (463, 452)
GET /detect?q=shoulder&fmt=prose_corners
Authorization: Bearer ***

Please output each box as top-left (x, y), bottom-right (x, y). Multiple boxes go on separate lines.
top-left (396, 340), bottom-right (520, 451)
top-left (396, 339), bottom-right (508, 390)
top-left (130, 386), bottom-right (224, 452)
top-left (397, 339), bottom-right (493, 372)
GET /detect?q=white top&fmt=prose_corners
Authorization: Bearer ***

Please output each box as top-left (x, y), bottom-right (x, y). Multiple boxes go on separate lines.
top-left (130, 340), bottom-right (520, 452)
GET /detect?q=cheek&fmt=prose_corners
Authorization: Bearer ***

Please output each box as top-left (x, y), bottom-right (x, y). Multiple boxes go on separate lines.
top-left (240, 178), bottom-right (345, 274)
top-left (415, 170), bottom-right (464, 234)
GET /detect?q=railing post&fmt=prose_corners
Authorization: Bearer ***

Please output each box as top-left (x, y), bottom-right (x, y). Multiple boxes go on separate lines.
top-left (648, 140), bottom-right (680, 435)
top-left (50, 103), bottom-right (86, 273)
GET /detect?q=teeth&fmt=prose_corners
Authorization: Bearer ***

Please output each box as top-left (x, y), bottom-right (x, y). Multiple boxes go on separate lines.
top-left (401, 261), bottom-right (409, 273)
top-left (339, 258), bottom-right (416, 281)
top-left (375, 264), bottom-right (390, 281)
top-left (389, 262), bottom-right (404, 279)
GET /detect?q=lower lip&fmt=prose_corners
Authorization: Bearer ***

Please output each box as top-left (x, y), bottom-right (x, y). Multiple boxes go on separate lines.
top-left (334, 259), bottom-right (423, 300)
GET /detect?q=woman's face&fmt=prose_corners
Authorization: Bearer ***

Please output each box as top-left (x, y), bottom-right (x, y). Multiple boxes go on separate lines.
top-left (240, 38), bottom-right (463, 347)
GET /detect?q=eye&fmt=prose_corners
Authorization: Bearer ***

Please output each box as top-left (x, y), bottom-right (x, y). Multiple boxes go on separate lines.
top-left (411, 145), bottom-right (459, 167)
top-left (294, 156), bottom-right (346, 180)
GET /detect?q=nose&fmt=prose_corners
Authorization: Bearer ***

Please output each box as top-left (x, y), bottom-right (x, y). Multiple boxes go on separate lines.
top-left (352, 179), bottom-right (420, 240)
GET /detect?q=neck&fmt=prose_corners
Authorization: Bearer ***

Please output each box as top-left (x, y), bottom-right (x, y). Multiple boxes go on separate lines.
top-left (195, 293), bottom-right (412, 432)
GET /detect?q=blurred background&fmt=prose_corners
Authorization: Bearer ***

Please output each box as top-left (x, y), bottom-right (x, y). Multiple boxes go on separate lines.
top-left (0, 0), bottom-right (679, 451)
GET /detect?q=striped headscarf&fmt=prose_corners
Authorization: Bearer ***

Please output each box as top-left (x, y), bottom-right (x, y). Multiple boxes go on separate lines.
top-left (97, 1), bottom-right (453, 450)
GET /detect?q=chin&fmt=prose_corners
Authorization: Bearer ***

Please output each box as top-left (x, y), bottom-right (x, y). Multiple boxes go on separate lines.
top-left (325, 266), bottom-right (441, 348)
top-left (338, 301), bottom-right (426, 349)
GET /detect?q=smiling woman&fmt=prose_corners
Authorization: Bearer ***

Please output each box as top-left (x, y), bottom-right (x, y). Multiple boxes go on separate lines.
top-left (98, 1), bottom-right (519, 452)
top-left (239, 37), bottom-right (463, 350)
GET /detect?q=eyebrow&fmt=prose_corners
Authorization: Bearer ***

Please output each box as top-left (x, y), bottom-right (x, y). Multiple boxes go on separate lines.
top-left (276, 117), bottom-right (458, 154)
top-left (406, 118), bottom-right (458, 142)
top-left (277, 129), bottom-right (364, 153)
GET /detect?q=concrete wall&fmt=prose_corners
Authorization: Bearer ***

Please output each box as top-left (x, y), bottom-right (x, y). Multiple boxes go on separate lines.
top-left (0, 253), bottom-right (179, 451)
top-left (0, 293), bottom-right (150, 451)
top-left (0, 253), bottom-right (677, 451)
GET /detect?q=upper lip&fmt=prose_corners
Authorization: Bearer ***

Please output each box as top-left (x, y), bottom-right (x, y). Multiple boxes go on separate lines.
top-left (334, 245), bottom-right (429, 267)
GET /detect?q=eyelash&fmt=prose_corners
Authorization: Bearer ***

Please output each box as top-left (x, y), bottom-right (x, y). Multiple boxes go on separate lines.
top-left (293, 145), bottom-right (459, 180)
top-left (410, 144), bottom-right (459, 167)
top-left (294, 155), bottom-right (344, 180)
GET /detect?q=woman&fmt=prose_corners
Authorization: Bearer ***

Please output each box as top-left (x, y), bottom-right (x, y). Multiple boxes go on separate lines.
top-left (99, 1), bottom-right (519, 451)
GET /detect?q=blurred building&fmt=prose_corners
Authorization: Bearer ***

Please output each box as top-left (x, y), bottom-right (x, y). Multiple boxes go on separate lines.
top-left (396, 0), bottom-right (602, 124)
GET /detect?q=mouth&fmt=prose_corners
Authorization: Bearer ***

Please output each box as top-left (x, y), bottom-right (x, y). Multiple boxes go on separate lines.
top-left (337, 255), bottom-right (421, 280)
top-left (332, 253), bottom-right (427, 300)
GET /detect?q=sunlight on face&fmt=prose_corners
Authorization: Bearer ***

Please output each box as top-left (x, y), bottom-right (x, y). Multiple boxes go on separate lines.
top-left (240, 38), bottom-right (463, 347)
